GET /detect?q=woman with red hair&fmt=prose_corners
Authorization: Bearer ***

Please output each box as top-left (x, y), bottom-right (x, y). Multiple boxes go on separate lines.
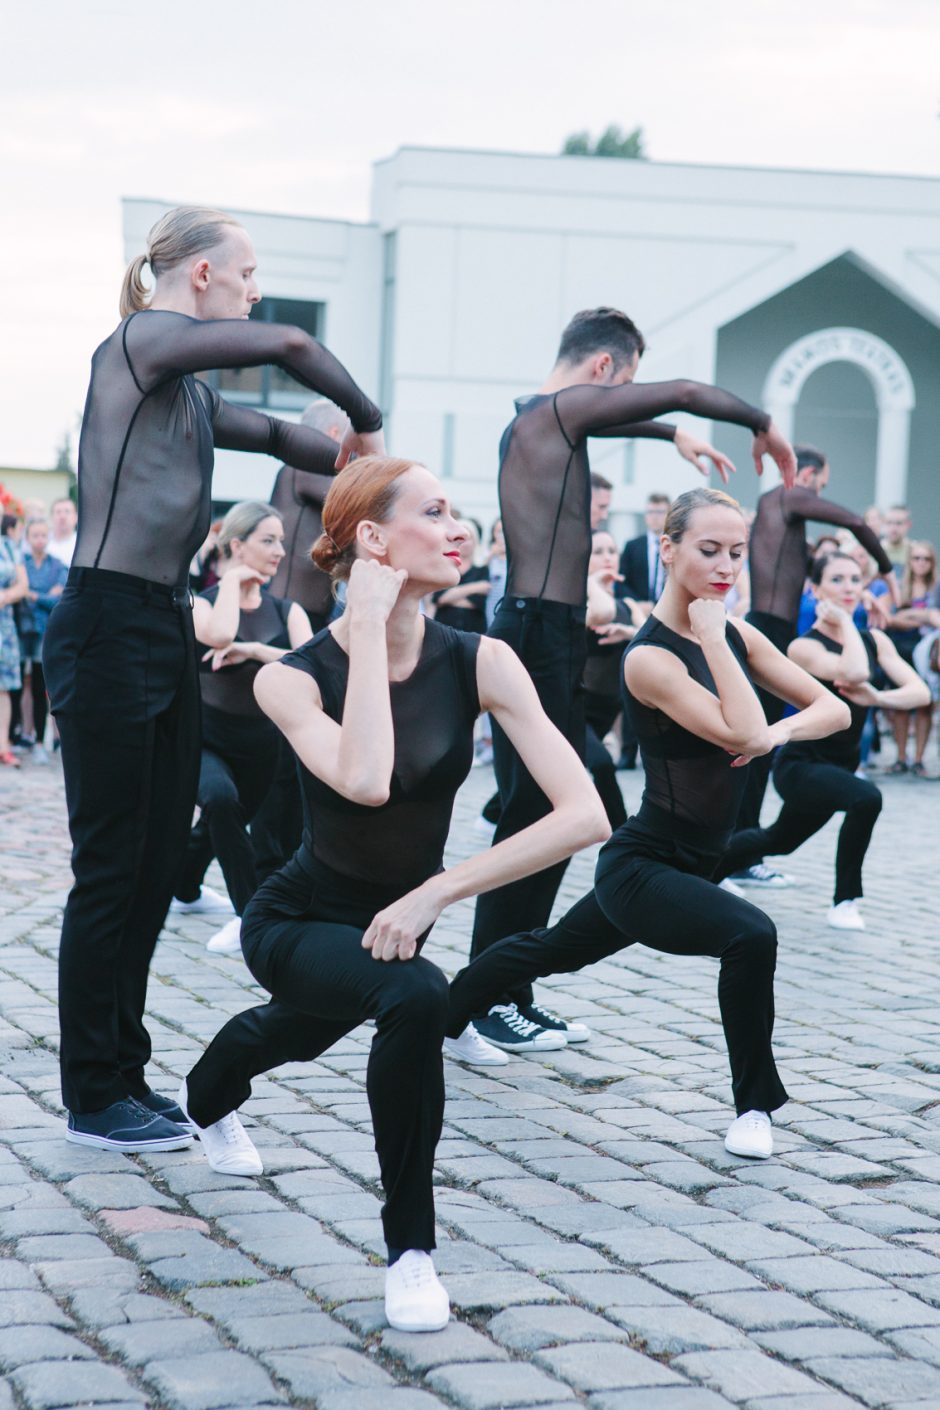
top-left (179, 455), bottom-right (609, 1334)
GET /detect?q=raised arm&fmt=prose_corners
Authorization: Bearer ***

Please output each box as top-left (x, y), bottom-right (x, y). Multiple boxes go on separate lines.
top-left (590, 420), bottom-right (736, 485)
top-left (556, 380), bottom-right (795, 485)
top-left (192, 568), bottom-right (264, 650)
top-left (787, 603), bottom-right (872, 684)
top-left (735, 618), bottom-right (851, 756)
top-left (784, 487), bottom-right (893, 577)
top-left (360, 637), bottom-right (610, 961)
top-left (206, 393), bottom-right (345, 476)
top-left (254, 560), bottom-right (402, 807)
top-left (125, 310), bottom-right (384, 456)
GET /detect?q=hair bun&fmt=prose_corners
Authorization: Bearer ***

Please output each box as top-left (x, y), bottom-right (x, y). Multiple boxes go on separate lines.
top-left (311, 530), bottom-right (341, 574)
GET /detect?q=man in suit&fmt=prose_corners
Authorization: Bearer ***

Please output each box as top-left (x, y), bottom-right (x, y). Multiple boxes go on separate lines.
top-left (616, 492), bottom-right (670, 767)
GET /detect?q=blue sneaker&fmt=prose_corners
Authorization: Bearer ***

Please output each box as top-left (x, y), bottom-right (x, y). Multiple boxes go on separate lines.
top-left (137, 1090), bottom-right (188, 1125)
top-left (66, 1098), bottom-right (193, 1152)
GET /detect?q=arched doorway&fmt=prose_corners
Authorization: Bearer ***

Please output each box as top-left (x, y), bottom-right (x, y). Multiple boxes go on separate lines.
top-left (762, 328), bottom-right (915, 506)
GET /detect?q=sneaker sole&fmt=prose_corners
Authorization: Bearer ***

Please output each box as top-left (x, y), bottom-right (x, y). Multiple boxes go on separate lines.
top-left (66, 1128), bottom-right (193, 1153)
top-left (443, 1048), bottom-right (510, 1067)
top-left (203, 1156), bottom-right (264, 1176)
top-left (483, 1034), bottom-right (568, 1052)
top-left (724, 1139), bottom-right (773, 1159)
top-left (385, 1310), bottom-right (450, 1333)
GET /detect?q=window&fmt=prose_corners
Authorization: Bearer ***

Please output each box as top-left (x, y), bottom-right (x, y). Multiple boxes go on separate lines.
top-left (207, 298), bottom-right (325, 411)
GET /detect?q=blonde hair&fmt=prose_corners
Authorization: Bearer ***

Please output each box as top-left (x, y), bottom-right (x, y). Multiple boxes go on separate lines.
top-left (120, 206), bottom-right (243, 318)
top-left (217, 501), bottom-right (281, 558)
top-left (901, 540), bottom-right (938, 604)
top-left (664, 487), bottom-right (744, 542)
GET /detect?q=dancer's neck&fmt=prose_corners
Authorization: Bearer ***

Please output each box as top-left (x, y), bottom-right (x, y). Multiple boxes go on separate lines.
top-left (333, 588), bottom-right (427, 681)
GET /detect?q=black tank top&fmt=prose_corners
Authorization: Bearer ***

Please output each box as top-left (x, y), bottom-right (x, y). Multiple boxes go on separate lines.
top-left (198, 585), bottom-right (293, 717)
top-left (282, 619), bottom-right (481, 889)
top-left (623, 614), bottom-right (753, 845)
top-left (778, 626), bottom-right (878, 770)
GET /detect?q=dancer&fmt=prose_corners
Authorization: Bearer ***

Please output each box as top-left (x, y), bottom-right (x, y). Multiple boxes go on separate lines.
top-left (584, 529), bottom-right (642, 828)
top-left (178, 456), bottom-right (608, 1333)
top-left (43, 205), bottom-right (383, 1151)
top-left (471, 305), bottom-right (797, 1052)
top-left (172, 502), bottom-right (313, 950)
top-left (730, 444), bottom-right (894, 887)
top-left (716, 551), bottom-right (930, 929)
top-left (448, 489), bottom-right (849, 1157)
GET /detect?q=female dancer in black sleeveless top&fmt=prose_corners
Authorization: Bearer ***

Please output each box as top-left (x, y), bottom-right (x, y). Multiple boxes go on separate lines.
top-left (172, 501), bottom-right (313, 951)
top-left (179, 456), bottom-right (608, 1333)
top-left (448, 489), bottom-right (849, 1160)
top-left (43, 206), bottom-right (383, 1152)
top-left (716, 551), bottom-right (929, 931)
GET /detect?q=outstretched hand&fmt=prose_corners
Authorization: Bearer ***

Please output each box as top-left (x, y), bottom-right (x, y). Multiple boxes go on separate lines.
top-left (675, 429), bottom-right (735, 485)
top-left (335, 427), bottom-right (386, 469)
top-left (752, 422), bottom-right (797, 489)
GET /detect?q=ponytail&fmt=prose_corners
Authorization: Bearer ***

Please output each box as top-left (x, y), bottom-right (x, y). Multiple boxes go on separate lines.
top-left (120, 253), bottom-right (151, 318)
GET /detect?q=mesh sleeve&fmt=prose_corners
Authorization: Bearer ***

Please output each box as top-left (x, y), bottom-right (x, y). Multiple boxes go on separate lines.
top-left (555, 380), bottom-right (770, 443)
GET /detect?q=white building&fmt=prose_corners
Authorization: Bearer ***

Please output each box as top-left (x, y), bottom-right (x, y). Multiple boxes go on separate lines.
top-left (124, 147), bottom-right (940, 539)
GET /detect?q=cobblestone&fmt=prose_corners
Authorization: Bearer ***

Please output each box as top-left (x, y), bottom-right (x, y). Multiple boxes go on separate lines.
top-left (2, 757), bottom-right (940, 1407)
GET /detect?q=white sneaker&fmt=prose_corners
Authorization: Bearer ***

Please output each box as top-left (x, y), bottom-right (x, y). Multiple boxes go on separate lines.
top-left (718, 877), bottom-right (746, 898)
top-left (385, 1250), bottom-right (449, 1332)
top-left (177, 1080), bottom-right (263, 1176)
top-left (725, 1109), bottom-right (773, 1159)
top-left (443, 1024), bottom-right (510, 1067)
top-left (171, 886), bottom-right (235, 916)
top-left (828, 900), bottom-right (865, 931)
top-left (206, 917), bottom-right (242, 953)
top-left (32, 744), bottom-right (49, 766)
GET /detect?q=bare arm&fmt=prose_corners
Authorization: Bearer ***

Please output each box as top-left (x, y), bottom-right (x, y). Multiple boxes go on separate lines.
top-left (360, 637), bottom-right (610, 960)
top-left (787, 604), bottom-right (871, 684)
top-left (835, 629), bottom-right (931, 712)
top-left (192, 569), bottom-right (263, 650)
top-left (0, 563), bottom-right (28, 607)
top-left (253, 561), bottom-right (403, 806)
top-left (737, 619), bottom-right (851, 751)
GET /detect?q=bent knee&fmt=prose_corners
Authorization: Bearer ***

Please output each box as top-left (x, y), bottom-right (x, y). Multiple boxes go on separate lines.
top-left (384, 961), bottom-right (449, 1020)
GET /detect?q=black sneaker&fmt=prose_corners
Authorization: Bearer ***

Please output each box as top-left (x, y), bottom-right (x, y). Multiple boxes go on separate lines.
top-left (730, 863), bottom-right (793, 889)
top-left (517, 1000), bottom-right (590, 1045)
top-left (473, 1003), bottom-right (567, 1053)
top-left (66, 1098), bottom-right (193, 1152)
top-left (137, 1090), bottom-right (189, 1125)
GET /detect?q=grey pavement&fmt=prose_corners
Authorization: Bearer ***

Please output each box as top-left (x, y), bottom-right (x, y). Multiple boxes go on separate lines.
top-left (0, 745), bottom-right (938, 1409)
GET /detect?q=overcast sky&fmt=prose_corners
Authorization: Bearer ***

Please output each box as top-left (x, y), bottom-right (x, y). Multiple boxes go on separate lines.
top-left (3, 0), bottom-right (939, 470)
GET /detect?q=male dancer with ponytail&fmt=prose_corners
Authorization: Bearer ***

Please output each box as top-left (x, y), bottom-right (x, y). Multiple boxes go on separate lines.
top-left (44, 207), bottom-right (383, 1151)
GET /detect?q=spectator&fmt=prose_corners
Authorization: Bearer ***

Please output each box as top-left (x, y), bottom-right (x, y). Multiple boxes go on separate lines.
top-left (885, 540), bottom-right (940, 775)
top-left (47, 497), bottom-right (78, 568)
top-left (616, 491), bottom-right (669, 768)
top-left (583, 529), bottom-right (643, 826)
top-left (430, 521), bottom-right (489, 634)
top-left (0, 514), bottom-right (28, 767)
top-left (881, 504), bottom-right (913, 574)
top-left (14, 518), bottom-right (67, 763)
top-left (590, 472), bottom-right (613, 530)
top-left (485, 518), bottom-right (507, 631)
top-left (864, 505), bottom-right (885, 538)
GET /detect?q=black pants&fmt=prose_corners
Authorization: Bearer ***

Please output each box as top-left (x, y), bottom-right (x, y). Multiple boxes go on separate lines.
top-left (10, 656), bottom-right (48, 744)
top-left (248, 736), bottom-right (305, 884)
top-left (186, 850), bottom-right (449, 1253)
top-left (585, 688), bottom-right (627, 829)
top-left (470, 598), bottom-right (587, 1005)
top-left (734, 610), bottom-right (796, 835)
top-left (176, 708), bottom-right (279, 916)
top-left (717, 754), bottom-right (882, 905)
top-left (450, 809), bottom-right (787, 1116)
top-left (43, 568), bottom-right (200, 1114)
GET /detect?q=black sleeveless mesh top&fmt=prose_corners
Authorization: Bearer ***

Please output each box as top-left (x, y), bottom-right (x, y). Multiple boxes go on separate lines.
top-left (623, 614), bottom-right (754, 844)
top-left (779, 626), bottom-right (879, 770)
top-left (282, 619), bottom-right (481, 889)
top-left (198, 585), bottom-right (293, 717)
top-left (498, 381), bottom-right (769, 607)
top-left (73, 310), bottom-right (381, 588)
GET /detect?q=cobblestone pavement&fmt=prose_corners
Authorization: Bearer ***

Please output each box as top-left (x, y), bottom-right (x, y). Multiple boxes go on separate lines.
top-left (1, 748), bottom-right (939, 1410)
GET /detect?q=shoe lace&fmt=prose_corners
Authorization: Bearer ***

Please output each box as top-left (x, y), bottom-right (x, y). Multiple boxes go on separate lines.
top-left (396, 1252), bottom-right (435, 1288)
top-left (751, 864), bottom-right (779, 881)
top-left (492, 1003), bottom-right (539, 1037)
top-left (214, 1113), bottom-right (245, 1146)
top-left (738, 1110), bottom-right (769, 1130)
top-left (527, 1001), bottom-right (562, 1026)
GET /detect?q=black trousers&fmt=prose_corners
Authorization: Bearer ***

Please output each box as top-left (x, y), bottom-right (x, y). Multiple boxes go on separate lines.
top-left (186, 850), bottom-right (449, 1253)
top-left (734, 610), bottom-right (796, 834)
top-left (471, 598), bottom-right (587, 1006)
top-left (10, 657), bottom-right (48, 744)
top-left (176, 708), bottom-right (279, 916)
top-left (450, 809), bottom-right (788, 1117)
top-left (585, 688), bottom-right (627, 829)
top-left (43, 569), bottom-right (200, 1114)
top-left (248, 736), bottom-right (305, 884)
top-left (717, 754), bottom-right (882, 905)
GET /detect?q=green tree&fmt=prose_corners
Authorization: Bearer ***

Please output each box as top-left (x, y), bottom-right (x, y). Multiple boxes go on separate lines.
top-left (562, 124), bottom-right (647, 160)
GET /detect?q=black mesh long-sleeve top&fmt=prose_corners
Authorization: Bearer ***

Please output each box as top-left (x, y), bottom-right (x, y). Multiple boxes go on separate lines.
top-left (748, 485), bottom-right (893, 625)
top-left (269, 463), bottom-right (335, 623)
top-left (73, 311), bottom-right (381, 588)
top-left (498, 381), bottom-right (770, 607)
